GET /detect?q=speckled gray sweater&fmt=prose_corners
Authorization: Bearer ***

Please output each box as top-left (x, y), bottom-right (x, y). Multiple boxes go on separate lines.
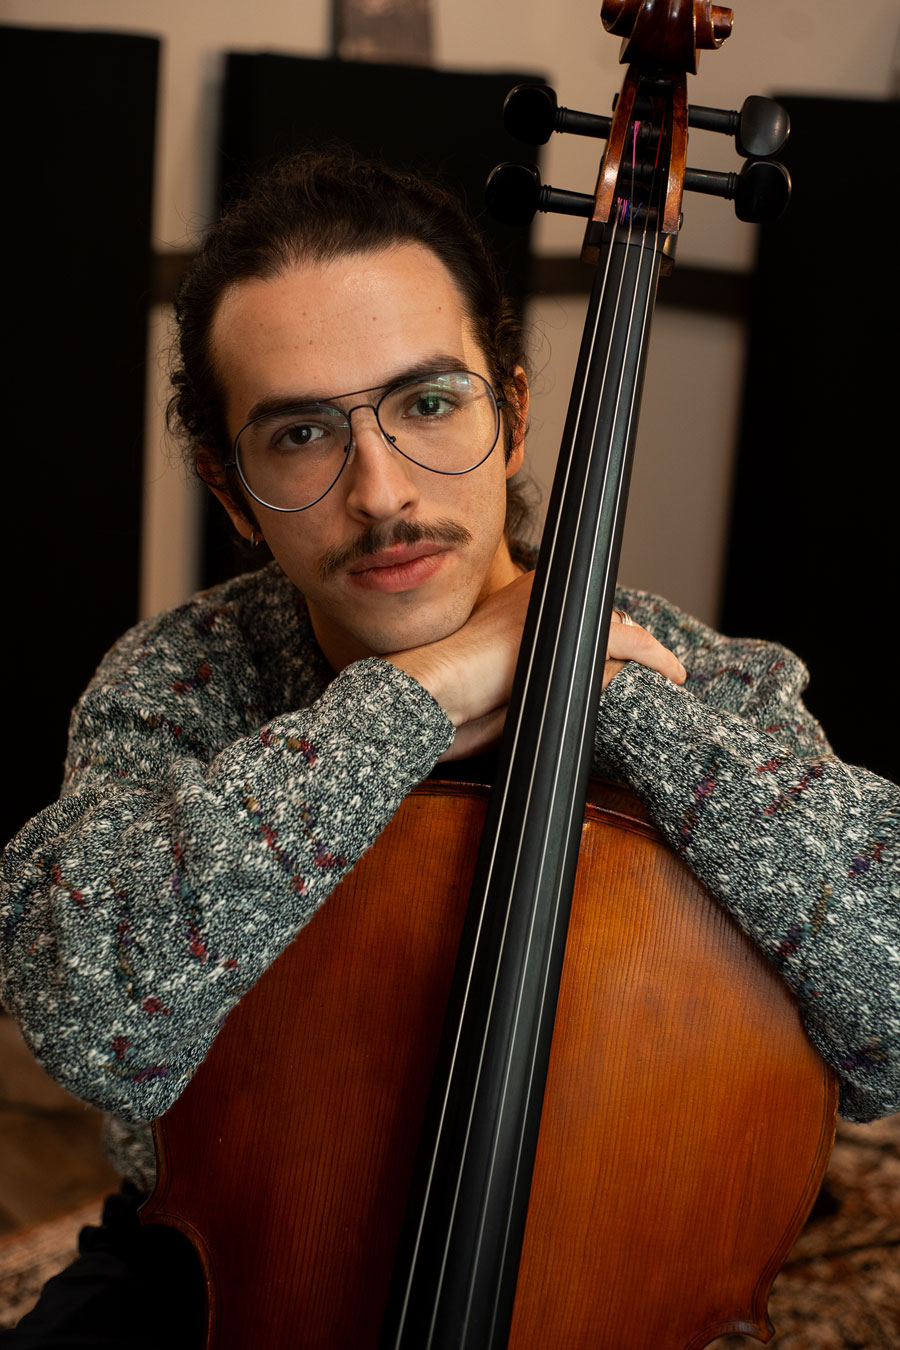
top-left (1, 563), bottom-right (897, 1189)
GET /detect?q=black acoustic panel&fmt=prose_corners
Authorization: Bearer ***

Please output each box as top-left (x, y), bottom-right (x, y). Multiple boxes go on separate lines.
top-left (721, 96), bottom-right (898, 782)
top-left (2, 27), bottom-right (158, 844)
top-left (204, 53), bottom-right (544, 587)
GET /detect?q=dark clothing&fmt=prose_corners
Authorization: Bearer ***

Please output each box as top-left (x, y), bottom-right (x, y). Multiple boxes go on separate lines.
top-left (1, 1187), bottom-right (204, 1348)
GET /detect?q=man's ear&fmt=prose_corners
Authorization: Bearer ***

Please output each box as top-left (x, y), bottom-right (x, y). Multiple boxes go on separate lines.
top-left (505, 366), bottom-right (530, 479)
top-left (196, 449), bottom-right (257, 542)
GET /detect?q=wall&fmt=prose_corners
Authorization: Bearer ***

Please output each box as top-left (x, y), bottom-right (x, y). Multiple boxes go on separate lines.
top-left (4, 0), bottom-right (898, 622)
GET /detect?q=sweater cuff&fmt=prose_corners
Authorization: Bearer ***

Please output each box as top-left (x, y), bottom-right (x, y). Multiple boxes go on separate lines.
top-left (317, 655), bottom-right (456, 784)
top-left (595, 661), bottom-right (696, 791)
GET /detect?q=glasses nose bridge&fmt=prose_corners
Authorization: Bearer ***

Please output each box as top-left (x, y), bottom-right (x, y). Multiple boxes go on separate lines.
top-left (344, 396), bottom-right (395, 448)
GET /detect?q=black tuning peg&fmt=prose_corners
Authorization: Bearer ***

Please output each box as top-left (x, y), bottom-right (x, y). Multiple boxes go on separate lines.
top-left (503, 84), bottom-right (790, 165)
top-left (486, 158), bottom-right (791, 228)
top-left (690, 95), bottom-right (790, 158)
top-left (502, 84), bottom-right (612, 145)
top-left (484, 163), bottom-right (594, 226)
top-left (685, 158), bottom-right (791, 222)
top-left (732, 157), bottom-right (791, 221)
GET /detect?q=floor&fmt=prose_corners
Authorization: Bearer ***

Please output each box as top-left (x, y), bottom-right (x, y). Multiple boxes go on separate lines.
top-left (0, 1009), bottom-right (898, 1345)
top-left (0, 1012), bottom-right (117, 1236)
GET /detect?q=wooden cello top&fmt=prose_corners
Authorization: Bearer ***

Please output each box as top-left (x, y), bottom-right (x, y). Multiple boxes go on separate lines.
top-left (146, 778), bottom-right (837, 1349)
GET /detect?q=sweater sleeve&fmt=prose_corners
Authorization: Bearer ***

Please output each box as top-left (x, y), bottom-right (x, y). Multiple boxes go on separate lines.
top-left (0, 648), bottom-right (453, 1124)
top-left (595, 592), bottom-right (899, 1122)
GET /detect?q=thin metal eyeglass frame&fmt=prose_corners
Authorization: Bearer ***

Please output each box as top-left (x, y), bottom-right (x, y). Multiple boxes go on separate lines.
top-left (224, 369), bottom-right (507, 513)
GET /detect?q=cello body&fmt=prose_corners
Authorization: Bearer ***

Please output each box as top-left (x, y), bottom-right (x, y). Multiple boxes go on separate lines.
top-left (144, 779), bottom-right (837, 1349)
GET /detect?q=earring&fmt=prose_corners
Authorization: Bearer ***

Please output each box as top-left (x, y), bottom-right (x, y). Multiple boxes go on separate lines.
top-left (250, 530), bottom-right (260, 547)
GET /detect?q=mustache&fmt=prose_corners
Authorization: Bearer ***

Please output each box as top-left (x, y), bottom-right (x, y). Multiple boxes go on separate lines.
top-left (318, 518), bottom-right (472, 583)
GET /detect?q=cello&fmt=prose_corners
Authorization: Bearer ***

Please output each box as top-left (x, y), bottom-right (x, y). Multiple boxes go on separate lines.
top-left (143, 3), bottom-right (838, 1345)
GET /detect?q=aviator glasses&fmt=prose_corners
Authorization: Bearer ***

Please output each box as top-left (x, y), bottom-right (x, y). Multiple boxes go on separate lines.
top-left (228, 368), bottom-right (505, 512)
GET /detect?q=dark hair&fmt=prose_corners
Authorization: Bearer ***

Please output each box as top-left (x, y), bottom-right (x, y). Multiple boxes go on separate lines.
top-left (167, 149), bottom-right (532, 535)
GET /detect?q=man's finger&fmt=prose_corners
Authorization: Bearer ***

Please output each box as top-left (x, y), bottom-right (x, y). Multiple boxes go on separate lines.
top-left (608, 612), bottom-right (686, 685)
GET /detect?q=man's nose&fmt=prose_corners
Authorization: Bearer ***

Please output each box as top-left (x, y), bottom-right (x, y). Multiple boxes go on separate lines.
top-left (342, 407), bottom-right (418, 520)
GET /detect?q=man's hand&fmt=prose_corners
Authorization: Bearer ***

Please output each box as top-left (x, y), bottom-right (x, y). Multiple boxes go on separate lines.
top-left (388, 572), bottom-right (686, 761)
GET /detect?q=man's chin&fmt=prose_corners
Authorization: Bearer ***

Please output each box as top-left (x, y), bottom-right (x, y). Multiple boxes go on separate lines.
top-left (308, 595), bottom-right (470, 671)
top-left (366, 610), bottom-right (468, 657)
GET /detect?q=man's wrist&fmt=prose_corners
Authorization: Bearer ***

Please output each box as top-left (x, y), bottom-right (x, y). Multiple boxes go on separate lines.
top-left (386, 644), bottom-right (463, 727)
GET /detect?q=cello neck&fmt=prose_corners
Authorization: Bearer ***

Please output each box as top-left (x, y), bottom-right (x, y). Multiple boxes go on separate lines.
top-left (381, 181), bottom-right (673, 1350)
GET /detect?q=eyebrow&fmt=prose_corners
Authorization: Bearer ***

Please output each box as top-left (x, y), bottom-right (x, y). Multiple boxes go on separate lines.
top-left (242, 354), bottom-right (472, 427)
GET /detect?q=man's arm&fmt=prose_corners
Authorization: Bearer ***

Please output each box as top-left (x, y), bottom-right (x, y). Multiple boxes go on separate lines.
top-left (595, 592), bottom-right (900, 1123)
top-left (0, 613), bottom-right (453, 1124)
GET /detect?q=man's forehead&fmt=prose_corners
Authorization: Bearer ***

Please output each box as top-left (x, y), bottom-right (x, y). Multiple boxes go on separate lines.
top-left (212, 241), bottom-right (469, 339)
top-left (210, 242), bottom-right (485, 425)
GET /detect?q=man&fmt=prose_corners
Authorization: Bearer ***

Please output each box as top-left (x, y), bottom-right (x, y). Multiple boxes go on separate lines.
top-left (199, 196), bottom-right (686, 750)
top-left (1, 151), bottom-right (897, 1345)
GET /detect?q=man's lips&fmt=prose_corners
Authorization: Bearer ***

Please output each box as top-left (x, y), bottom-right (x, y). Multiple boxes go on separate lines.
top-left (346, 542), bottom-right (449, 592)
top-left (349, 542), bottom-right (446, 573)
top-left (318, 519), bottom-right (472, 583)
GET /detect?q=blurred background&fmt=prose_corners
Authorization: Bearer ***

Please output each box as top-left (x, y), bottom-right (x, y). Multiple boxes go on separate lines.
top-left (2, 0), bottom-right (898, 849)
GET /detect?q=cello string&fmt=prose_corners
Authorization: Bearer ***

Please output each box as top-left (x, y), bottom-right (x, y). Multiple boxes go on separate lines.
top-left (468, 110), bottom-right (672, 1339)
top-left (475, 103), bottom-right (666, 901)
top-left (477, 119), bottom-right (661, 1001)
top-left (427, 120), bottom-right (666, 1344)
top-left (477, 172), bottom-right (668, 1346)
top-left (392, 89), bottom-right (671, 1343)
top-left (467, 93), bottom-right (670, 943)
top-left (389, 217), bottom-right (627, 1346)
top-left (454, 200), bottom-right (662, 1340)
top-left (500, 112), bottom-right (670, 1052)
top-left (490, 107), bottom-right (670, 1032)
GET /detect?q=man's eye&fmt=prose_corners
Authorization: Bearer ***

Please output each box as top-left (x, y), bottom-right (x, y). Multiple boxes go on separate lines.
top-left (273, 421), bottom-right (330, 450)
top-left (408, 392), bottom-right (454, 418)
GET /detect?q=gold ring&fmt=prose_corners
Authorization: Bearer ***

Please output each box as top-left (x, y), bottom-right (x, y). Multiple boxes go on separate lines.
top-left (613, 608), bottom-right (634, 627)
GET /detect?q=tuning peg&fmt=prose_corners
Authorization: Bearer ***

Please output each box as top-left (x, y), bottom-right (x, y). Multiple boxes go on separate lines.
top-left (485, 163), bottom-right (594, 225)
top-left (684, 158), bottom-right (791, 222)
top-left (487, 157), bottom-right (790, 228)
top-left (502, 84), bottom-right (612, 145)
top-left (690, 95), bottom-right (790, 158)
top-left (502, 85), bottom-right (789, 163)
top-left (732, 157), bottom-right (791, 221)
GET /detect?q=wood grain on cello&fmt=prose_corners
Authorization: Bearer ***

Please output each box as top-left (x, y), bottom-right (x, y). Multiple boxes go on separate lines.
top-left (147, 782), bottom-right (836, 1348)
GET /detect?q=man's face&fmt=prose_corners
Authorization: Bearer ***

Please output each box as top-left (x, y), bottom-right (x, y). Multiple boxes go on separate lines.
top-left (208, 243), bottom-right (525, 670)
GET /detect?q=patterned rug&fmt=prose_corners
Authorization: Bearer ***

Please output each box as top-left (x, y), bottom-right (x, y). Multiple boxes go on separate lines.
top-left (0, 1198), bottom-right (103, 1330)
top-left (1, 1118), bottom-right (897, 1344)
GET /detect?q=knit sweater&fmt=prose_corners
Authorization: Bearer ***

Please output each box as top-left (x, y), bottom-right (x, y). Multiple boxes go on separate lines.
top-left (1, 563), bottom-right (897, 1190)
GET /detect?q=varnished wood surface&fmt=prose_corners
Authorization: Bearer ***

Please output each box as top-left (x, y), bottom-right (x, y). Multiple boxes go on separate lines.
top-left (146, 781), bottom-right (837, 1350)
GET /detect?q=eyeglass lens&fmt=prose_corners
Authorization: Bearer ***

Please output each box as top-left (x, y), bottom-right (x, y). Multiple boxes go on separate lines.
top-left (234, 370), bottom-right (500, 512)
